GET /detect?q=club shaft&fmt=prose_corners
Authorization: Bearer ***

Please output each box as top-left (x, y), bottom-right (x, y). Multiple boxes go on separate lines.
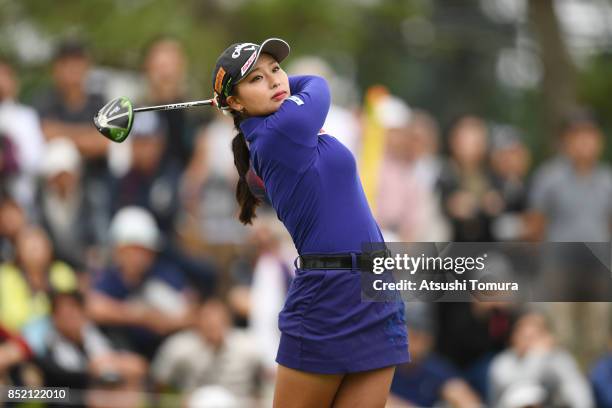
top-left (133, 99), bottom-right (214, 113)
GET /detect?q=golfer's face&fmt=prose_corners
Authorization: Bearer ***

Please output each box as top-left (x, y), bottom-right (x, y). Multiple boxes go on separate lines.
top-left (232, 53), bottom-right (290, 116)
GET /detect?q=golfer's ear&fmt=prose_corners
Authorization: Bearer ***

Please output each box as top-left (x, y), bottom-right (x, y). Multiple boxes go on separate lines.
top-left (226, 96), bottom-right (243, 112)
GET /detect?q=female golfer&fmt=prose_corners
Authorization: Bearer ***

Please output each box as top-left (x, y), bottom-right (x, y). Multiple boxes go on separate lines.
top-left (212, 38), bottom-right (409, 407)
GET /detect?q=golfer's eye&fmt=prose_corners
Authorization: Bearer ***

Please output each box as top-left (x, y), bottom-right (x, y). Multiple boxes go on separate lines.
top-left (272, 65), bottom-right (280, 73)
top-left (250, 75), bottom-right (263, 83)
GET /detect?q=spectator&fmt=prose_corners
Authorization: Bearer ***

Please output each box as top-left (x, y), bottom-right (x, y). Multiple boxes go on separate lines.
top-left (152, 298), bottom-right (261, 400)
top-left (0, 324), bottom-right (32, 386)
top-left (373, 95), bottom-right (422, 240)
top-left (405, 109), bottom-right (451, 241)
top-left (489, 125), bottom-right (531, 241)
top-left (438, 115), bottom-right (503, 242)
top-left (407, 110), bottom-right (444, 192)
top-left (590, 338), bottom-right (612, 408)
top-left (87, 206), bottom-right (194, 360)
top-left (435, 301), bottom-right (518, 398)
top-left (142, 37), bottom-right (219, 249)
top-left (181, 111), bottom-right (245, 244)
top-left (0, 58), bottom-right (46, 212)
top-left (526, 111), bottom-right (612, 242)
top-left (111, 111), bottom-right (180, 235)
top-left (526, 110), bottom-right (611, 365)
top-left (34, 40), bottom-right (108, 161)
top-left (33, 39), bottom-right (111, 233)
top-left (36, 138), bottom-right (104, 271)
top-left (374, 98), bottom-right (449, 242)
top-left (0, 188), bottom-right (27, 261)
top-left (38, 291), bottom-right (147, 395)
top-left (389, 302), bottom-right (482, 408)
top-left (142, 37), bottom-right (208, 174)
top-left (489, 310), bottom-right (594, 408)
top-left (0, 132), bottom-right (20, 195)
top-left (0, 226), bottom-right (77, 335)
top-left (111, 114), bottom-right (218, 296)
top-left (248, 215), bottom-right (295, 377)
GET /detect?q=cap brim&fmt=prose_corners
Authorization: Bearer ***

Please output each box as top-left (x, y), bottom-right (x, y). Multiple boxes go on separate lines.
top-left (237, 38), bottom-right (290, 83)
top-left (259, 38), bottom-right (290, 63)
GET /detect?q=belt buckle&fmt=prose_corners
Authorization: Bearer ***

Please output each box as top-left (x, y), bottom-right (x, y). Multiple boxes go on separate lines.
top-left (294, 255), bottom-right (303, 269)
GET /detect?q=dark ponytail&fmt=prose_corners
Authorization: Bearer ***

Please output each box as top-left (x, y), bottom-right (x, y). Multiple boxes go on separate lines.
top-left (231, 114), bottom-right (260, 225)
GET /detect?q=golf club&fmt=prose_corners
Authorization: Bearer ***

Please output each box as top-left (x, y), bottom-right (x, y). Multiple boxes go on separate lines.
top-left (93, 96), bottom-right (215, 143)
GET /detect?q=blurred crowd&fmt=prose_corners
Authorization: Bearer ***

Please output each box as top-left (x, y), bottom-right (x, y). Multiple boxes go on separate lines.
top-left (0, 37), bottom-right (611, 408)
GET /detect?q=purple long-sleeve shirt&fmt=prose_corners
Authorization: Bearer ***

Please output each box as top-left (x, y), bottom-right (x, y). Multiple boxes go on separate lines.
top-left (240, 75), bottom-right (384, 255)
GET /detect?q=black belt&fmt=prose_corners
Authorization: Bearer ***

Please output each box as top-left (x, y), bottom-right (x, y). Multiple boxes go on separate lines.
top-left (296, 249), bottom-right (390, 270)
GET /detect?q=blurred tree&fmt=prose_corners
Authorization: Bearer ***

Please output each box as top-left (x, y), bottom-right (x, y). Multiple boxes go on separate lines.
top-left (580, 51), bottom-right (612, 159)
top-left (527, 0), bottom-right (577, 146)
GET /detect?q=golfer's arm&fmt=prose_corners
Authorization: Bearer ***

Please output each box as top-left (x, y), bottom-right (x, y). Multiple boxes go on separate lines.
top-left (268, 75), bottom-right (330, 142)
top-left (41, 119), bottom-right (109, 158)
top-left (86, 292), bottom-right (149, 326)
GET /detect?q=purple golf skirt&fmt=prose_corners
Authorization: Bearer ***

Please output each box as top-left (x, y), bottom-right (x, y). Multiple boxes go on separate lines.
top-left (276, 267), bottom-right (410, 374)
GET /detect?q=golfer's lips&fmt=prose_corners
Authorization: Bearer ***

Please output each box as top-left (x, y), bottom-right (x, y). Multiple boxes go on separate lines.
top-left (272, 90), bottom-right (288, 101)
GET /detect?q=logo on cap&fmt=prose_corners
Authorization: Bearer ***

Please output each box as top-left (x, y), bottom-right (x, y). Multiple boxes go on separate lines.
top-left (214, 66), bottom-right (226, 94)
top-left (232, 43), bottom-right (257, 59)
top-left (240, 51), bottom-right (258, 76)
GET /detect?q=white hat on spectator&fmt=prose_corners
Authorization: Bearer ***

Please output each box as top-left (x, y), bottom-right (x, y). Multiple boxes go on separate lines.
top-left (186, 385), bottom-right (240, 408)
top-left (131, 111), bottom-right (164, 139)
top-left (109, 206), bottom-right (160, 250)
top-left (41, 138), bottom-right (81, 177)
top-left (499, 382), bottom-right (546, 408)
top-left (376, 95), bottom-right (411, 129)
